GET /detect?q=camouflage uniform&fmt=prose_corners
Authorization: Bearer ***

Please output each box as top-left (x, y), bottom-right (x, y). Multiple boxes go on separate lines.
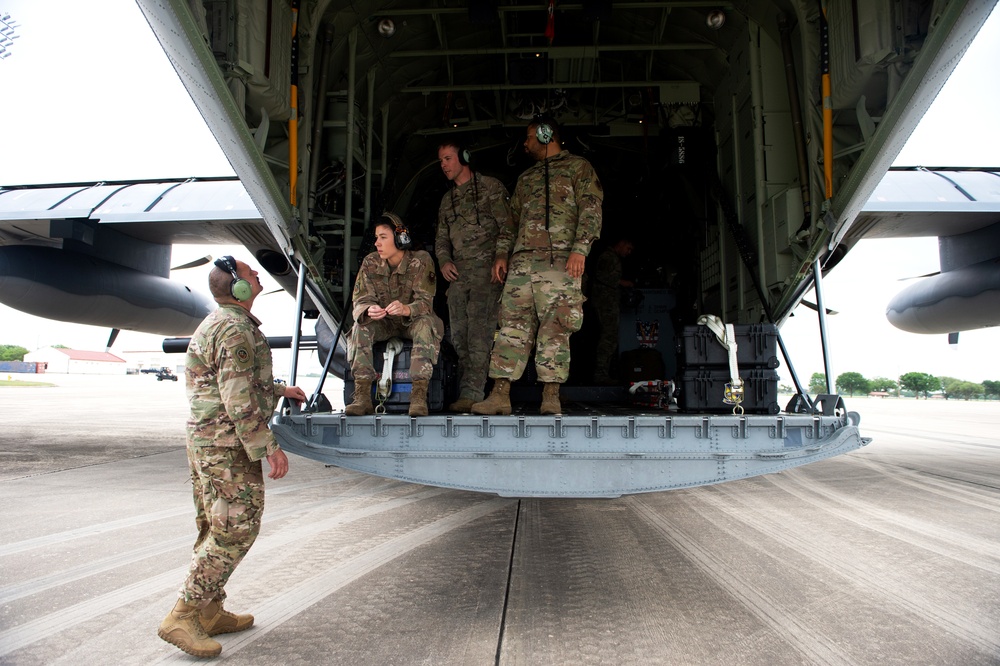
top-left (591, 248), bottom-right (623, 381)
top-left (490, 150), bottom-right (603, 382)
top-left (349, 249), bottom-right (444, 380)
top-left (181, 304), bottom-right (279, 605)
top-left (436, 173), bottom-right (509, 401)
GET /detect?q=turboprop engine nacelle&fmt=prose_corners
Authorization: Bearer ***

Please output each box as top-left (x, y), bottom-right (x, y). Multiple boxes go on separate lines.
top-left (0, 245), bottom-right (214, 336)
top-left (886, 257), bottom-right (1000, 335)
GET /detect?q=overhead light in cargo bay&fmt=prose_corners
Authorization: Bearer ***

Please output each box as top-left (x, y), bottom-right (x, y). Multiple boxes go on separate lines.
top-left (378, 18), bottom-right (396, 38)
top-left (706, 10), bottom-right (726, 30)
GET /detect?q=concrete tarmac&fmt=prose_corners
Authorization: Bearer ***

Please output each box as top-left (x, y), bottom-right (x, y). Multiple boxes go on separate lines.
top-left (1, 374), bottom-right (998, 665)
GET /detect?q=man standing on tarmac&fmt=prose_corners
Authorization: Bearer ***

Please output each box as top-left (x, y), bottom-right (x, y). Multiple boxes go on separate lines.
top-left (472, 117), bottom-right (603, 415)
top-left (158, 256), bottom-right (307, 659)
top-left (344, 212), bottom-right (444, 416)
top-left (435, 138), bottom-right (510, 412)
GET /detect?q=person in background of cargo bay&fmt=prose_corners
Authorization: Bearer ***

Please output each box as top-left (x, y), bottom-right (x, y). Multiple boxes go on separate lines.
top-left (345, 213), bottom-right (444, 417)
top-left (435, 138), bottom-right (510, 412)
top-left (158, 256), bottom-right (307, 659)
top-left (590, 236), bottom-right (634, 384)
top-left (472, 116), bottom-right (603, 415)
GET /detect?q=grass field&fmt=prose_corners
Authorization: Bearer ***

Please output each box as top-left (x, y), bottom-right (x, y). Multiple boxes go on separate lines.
top-left (0, 379), bottom-right (56, 387)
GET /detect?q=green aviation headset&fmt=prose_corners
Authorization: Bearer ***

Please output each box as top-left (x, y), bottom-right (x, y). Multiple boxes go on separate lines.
top-left (214, 255), bottom-right (253, 302)
top-left (534, 118), bottom-right (555, 144)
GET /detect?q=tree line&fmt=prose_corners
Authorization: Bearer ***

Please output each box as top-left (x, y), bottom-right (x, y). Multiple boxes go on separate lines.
top-left (0, 345), bottom-right (30, 362)
top-left (808, 372), bottom-right (1000, 400)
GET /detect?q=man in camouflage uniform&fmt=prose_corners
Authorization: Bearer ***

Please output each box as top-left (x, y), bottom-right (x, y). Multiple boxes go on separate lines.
top-left (591, 237), bottom-right (634, 384)
top-left (472, 117), bottom-right (603, 415)
top-left (159, 256), bottom-right (307, 659)
top-left (435, 139), bottom-right (510, 411)
top-left (345, 213), bottom-right (444, 416)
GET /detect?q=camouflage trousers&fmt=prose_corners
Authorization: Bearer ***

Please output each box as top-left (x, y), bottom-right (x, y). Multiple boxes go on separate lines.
top-left (349, 315), bottom-right (443, 380)
top-left (181, 445), bottom-right (264, 606)
top-left (591, 287), bottom-right (620, 379)
top-left (489, 253), bottom-right (584, 383)
top-left (447, 277), bottom-right (502, 401)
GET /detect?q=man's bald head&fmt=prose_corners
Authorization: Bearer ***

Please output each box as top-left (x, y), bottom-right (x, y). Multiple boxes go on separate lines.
top-left (209, 266), bottom-right (232, 300)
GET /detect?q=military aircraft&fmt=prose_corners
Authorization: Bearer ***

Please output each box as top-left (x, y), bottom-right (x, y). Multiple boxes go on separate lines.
top-left (1, 0), bottom-right (997, 497)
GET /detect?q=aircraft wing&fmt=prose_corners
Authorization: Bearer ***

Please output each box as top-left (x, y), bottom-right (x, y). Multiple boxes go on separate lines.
top-left (0, 178), bottom-right (281, 335)
top-left (0, 178), bottom-right (263, 248)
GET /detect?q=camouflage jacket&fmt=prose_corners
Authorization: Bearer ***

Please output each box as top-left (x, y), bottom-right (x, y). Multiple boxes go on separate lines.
top-left (186, 304), bottom-right (279, 461)
top-left (435, 173), bottom-right (510, 279)
top-left (351, 250), bottom-right (439, 325)
top-left (499, 150), bottom-right (604, 259)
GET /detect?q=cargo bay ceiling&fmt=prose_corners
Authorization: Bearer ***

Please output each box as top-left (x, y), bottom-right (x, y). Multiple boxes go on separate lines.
top-left (228, 0), bottom-right (917, 202)
top-left (178, 0), bottom-right (972, 318)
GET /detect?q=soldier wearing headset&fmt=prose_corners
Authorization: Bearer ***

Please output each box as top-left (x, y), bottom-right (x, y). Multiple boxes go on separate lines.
top-left (345, 213), bottom-right (444, 417)
top-left (473, 116), bottom-right (604, 416)
top-left (435, 138), bottom-right (510, 412)
top-left (159, 256), bottom-right (307, 659)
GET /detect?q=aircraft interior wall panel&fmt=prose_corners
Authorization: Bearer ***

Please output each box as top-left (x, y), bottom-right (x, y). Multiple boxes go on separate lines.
top-left (736, 96), bottom-right (758, 235)
top-left (761, 189), bottom-right (801, 292)
top-left (827, 0), bottom-right (895, 109)
top-left (758, 26), bottom-right (798, 196)
top-left (232, 0), bottom-right (292, 123)
top-left (724, 243), bottom-right (742, 320)
top-left (727, 27), bottom-right (758, 245)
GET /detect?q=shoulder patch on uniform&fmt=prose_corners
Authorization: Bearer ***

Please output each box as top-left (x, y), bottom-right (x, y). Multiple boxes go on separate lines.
top-left (224, 333), bottom-right (255, 371)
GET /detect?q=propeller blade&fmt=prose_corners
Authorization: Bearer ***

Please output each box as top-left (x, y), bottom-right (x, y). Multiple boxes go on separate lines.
top-left (897, 271), bottom-right (940, 281)
top-left (171, 255), bottom-right (212, 271)
top-left (800, 300), bottom-right (839, 316)
top-left (106, 328), bottom-right (120, 351)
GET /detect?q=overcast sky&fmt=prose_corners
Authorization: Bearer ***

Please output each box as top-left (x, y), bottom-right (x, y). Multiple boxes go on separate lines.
top-left (0, 0), bottom-right (998, 386)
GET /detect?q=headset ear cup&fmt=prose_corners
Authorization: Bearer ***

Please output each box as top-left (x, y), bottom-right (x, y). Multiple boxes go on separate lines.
top-left (231, 277), bottom-right (253, 301)
top-left (536, 123), bottom-right (553, 144)
top-left (229, 278), bottom-right (253, 303)
top-left (381, 211), bottom-right (411, 250)
top-left (395, 227), bottom-right (412, 250)
top-left (459, 148), bottom-right (471, 166)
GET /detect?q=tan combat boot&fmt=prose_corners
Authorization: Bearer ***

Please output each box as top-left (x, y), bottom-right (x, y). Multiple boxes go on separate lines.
top-left (540, 382), bottom-right (562, 415)
top-left (345, 379), bottom-right (374, 416)
top-left (158, 599), bottom-right (222, 658)
top-left (200, 598), bottom-right (254, 636)
top-left (409, 379), bottom-right (429, 416)
top-left (471, 379), bottom-right (511, 415)
top-left (448, 397), bottom-right (476, 412)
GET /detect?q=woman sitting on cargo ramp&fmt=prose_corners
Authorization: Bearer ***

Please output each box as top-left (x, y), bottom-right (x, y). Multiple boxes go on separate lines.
top-left (344, 213), bottom-right (444, 416)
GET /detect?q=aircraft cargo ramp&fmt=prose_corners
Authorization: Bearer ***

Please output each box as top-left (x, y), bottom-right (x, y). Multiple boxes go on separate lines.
top-left (270, 405), bottom-right (868, 497)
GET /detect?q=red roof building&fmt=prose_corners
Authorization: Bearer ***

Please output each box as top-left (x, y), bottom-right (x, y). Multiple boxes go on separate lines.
top-left (24, 347), bottom-right (127, 375)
